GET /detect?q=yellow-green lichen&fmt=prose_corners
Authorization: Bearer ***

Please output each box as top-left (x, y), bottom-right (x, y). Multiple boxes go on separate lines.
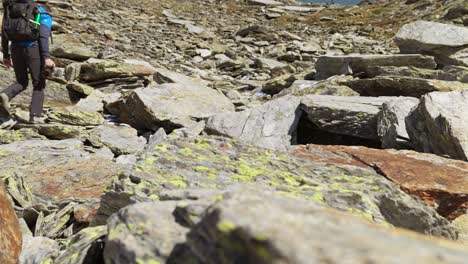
top-left (217, 220), bottom-right (236, 233)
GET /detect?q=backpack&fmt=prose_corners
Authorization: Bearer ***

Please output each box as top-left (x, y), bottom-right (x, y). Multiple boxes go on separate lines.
top-left (3, 0), bottom-right (41, 42)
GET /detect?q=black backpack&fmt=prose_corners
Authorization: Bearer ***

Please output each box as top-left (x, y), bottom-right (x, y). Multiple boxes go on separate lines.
top-left (3, 0), bottom-right (40, 42)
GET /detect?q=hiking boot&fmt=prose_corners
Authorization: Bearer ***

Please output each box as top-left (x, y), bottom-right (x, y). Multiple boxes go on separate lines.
top-left (0, 93), bottom-right (11, 116)
top-left (28, 115), bottom-right (47, 125)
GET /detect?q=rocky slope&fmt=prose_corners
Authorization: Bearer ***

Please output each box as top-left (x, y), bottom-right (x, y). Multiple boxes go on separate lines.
top-left (0, 0), bottom-right (468, 263)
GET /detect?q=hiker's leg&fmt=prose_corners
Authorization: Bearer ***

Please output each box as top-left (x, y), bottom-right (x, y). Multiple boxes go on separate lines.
top-left (4, 45), bottom-right (29, 99)
top-left (26, 46), bottom-right (45, 117)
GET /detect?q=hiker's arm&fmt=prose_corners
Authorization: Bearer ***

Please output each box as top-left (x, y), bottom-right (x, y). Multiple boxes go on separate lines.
top-left (39, 22), bottom-right (51, 59)
top-left (1, 17), bottom-right (9, 59)
top-left (39, 12), bottom-right (52, 59)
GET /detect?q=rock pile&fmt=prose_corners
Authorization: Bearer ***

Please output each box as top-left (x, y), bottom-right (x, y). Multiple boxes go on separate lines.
top-left (0, 0), bottom-right (467, 263)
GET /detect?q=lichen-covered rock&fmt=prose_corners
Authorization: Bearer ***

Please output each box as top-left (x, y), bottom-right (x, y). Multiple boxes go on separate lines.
top-left (206, 96), bottom-right (301, 150)
top-left (395, 21), bottom-right (468, 66)
top-left (109, 83), bottom-right (234, 132)
top-left (47, 107), bottom-right (105, 126)
top-left (96, 136), bottom-right (456, 238)
top-left (406, 89), bottom-right (468, 161)
top-left (104, 201), bottom-right (190, 264)
top-left (300, 95), bottom-right (393, 140)
top-left (315, 54), bottom-right (436, 79)
top-left (377, 97), bottom-right (419, 149)
top-left (88, 125), bottom-right (147, 155)
top-left (54, 226), bottom-right (107, 264)
top-left (0, 128), bottom-right (45, 144)
top-left (0, 181), bottom-right (22, 264)
top-left (344, 76), bottom-right (468, 97)
top-left (187, 190), bottom-right (468, 264)
top-left (20, 236), bottom-right (59, 264)
top-left (292, 144), bottom-right (468, 221)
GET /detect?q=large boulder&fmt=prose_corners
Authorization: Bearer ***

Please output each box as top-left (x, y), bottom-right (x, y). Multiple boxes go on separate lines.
top-left (292, 145), bottom-right (468, 220)
top-left (315, 54), bottom-right (436, 79)
top-left (377, 97), bottom-right (419, 149)
top-left (344, 76), bottom-right (468, 97)
top-left (406, 89), bottom-right (468, 161)
top-left (188, 190), bottom-right (468, 264)
top-left (0, 181), bottom-right (22, 264)
top-left (299, 95), bottom-right (394, 141)
top-left (206, 96), bottom-right (301, 150)
top-left (109, 83), bottom-right (234, 132)
top-left (96, 136), bottom-right (456, 238)
top-left (395, 21), bottom-right (468, 66)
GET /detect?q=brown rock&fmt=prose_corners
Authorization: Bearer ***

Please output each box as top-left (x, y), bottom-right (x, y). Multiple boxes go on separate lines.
top-left (0, 181), bottom-right (22, 264)
top-left (33, 158), bottom-right (119, 201)
top-left (292, 145), bottom-right (468, 220)
top-left (0, 139), bottom-right (119, 202)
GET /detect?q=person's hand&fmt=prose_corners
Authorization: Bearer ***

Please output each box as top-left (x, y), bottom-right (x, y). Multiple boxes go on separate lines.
top-left (44, 58), bottom-right (55, 68)
top-left (2, 58), bottom-right (12, 68)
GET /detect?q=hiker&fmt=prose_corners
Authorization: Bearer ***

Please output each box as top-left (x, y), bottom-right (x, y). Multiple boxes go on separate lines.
top-left (0, 0), bottom-right (54, 123)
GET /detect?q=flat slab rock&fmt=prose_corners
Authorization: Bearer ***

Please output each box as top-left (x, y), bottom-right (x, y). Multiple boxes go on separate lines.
top-left (292, 145), bottom-right (468, 220)
top-left (247, 0), bottom-right (283, 6)
top-left (395, 21), bottom-right (468, 66)
top-left (0, 139), bottom-right (119, 202)
top-left (188, 190), bottom-right (468, 264)
top-left (315, 54), bottom-right (436, 79)
top-left (0, 181), bottom-right (22, 264)
top-left (344, 76), bottom-right (468, 97)
top-left (96, 136), bottom-right (456, 238)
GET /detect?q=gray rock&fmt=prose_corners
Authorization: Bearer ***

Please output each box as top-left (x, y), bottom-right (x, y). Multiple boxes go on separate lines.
top-left (145, 128), bottom-right (168, 152)
top-left (51, 34), bottom-right (98, 61)
top-left (254, 57), bottom-right (287, 70)
top-left (406, 89), bottom-right (468, 161)
top-left (109, 83), bottom-right (234, 132)
top-left (344, 76), bottom-right (468, 97)
top-left (78, 59), bottom-right (156, 83)
top-left (279, 78), bottom-right (359, 97)
top-left (300, 95), bottom-right (393, 140)
top-left (366, 65), bottom-right (468, 83)
top-left (20, 236), bottom-right (60, 264)
top-left (88, 125), bottom-right (146, 156)
top-left (187, 190), bottom-right (468, 264)
top-left (206, 96), bottom-right (301, 150)
top-left (395, 21), bottom-right (468, 66)
top-left (377, 97), bottom-right (419, 149)
top-left (315, 54), bottom-right (437, 79)
top-left (247, 0), bottom-right (282, 6)
top-left (104, 201), bottom-right (190, 264)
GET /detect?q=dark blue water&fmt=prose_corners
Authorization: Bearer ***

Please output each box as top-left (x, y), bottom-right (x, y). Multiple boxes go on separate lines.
top-left (298, 0), bottom-right (361, 4)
